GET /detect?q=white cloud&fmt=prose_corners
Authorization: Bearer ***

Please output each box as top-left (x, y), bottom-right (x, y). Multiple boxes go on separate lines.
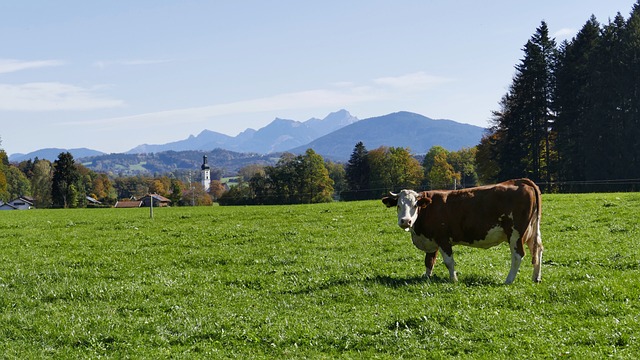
top-left (554, 28), bottom-right (576, 41)
top-left (66, 86), bottom-right (383, 127)
top-left (66, 71), bottom-right (447, 128)
top-left (0, 82), bottom-right (125, 111)
top-left (0, 59), bottom-right (64, 74)
top-left (373, 71), bottom-right (453, 91)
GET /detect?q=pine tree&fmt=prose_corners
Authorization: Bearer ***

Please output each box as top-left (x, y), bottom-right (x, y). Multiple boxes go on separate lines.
top-left (487, 22), bottom-right (558, 185)
top-left (622, 3), bottom-right (640, 180)
top-left (587, 14), bottom-right (627, 184)
top-left (555, 16), bottom-right (601, 188)
top-left (344, 142), bottom-right (371, 200)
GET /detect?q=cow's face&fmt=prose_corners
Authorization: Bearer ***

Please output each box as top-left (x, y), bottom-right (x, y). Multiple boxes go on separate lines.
top-left (382, 190), bottom-right (430, 231)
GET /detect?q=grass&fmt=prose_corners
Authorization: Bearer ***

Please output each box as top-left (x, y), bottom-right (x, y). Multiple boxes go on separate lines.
top-left (0, 193), bottom-right (639, 358)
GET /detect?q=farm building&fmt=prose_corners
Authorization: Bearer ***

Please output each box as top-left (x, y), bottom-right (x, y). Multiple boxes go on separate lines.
top-left (114, 194), bottom-right (171, 208)
top-left (114, 200), bottom-right (142, 208)
top-left (0, 196), bottom-right (35, 210)
top-left (140, 194), bottom-right (171, 207)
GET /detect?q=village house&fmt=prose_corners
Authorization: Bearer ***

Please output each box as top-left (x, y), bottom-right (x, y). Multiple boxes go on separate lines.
top-left (0, 196), bottom-right (35, 210)
top-left (140, 194), bottom-right (171, 207)
top-left (114, 194), bottom-right (171, 208)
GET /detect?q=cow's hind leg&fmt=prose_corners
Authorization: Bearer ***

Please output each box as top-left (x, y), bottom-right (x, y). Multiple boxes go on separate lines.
top-left (526, 221), bottom-right (544, 282)
top-left (439, 247), bottom-right (458, 282)
top-left (505, 232), bottom-right (525, 284)
top-left (424, 251), bottom-right (438, 278)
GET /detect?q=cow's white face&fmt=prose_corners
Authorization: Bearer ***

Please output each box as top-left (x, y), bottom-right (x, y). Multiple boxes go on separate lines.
top-left (395, 190), bottom-right (421, 231)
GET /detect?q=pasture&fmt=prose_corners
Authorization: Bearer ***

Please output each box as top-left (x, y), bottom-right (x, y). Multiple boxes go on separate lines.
top-left (0, 193), bottom-right (639, 358)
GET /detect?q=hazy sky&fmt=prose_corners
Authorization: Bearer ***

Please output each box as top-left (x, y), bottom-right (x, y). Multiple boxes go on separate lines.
top-left (1, 1), bottom-right (637, 155)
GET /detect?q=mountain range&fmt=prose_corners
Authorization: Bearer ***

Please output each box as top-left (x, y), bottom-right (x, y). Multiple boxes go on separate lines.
top-left (8, 110), bottom-right (486, 172)
top-left (126, 109), bottom-right (359, 155)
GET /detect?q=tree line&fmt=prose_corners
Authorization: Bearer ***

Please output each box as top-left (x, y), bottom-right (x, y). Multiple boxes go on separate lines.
top-left (478, 2), bottom-right (640, 192)
top-left (0, 148), bottom-right (222, 208)
top-left (1, 143), bottom-right (477, 207)
top-left (217, 143), bottom-right (477, 205)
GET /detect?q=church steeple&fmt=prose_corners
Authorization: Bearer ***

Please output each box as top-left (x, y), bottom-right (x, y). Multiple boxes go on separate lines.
top-left (201, 155), bottom-right (211, 191)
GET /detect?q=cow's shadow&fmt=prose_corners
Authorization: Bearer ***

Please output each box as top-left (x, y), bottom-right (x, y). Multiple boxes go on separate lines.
top-left (371, 273), bottom-right (501, 287)
top-left (282, 273), bottom-right (500, 295)
top-left (369, 274), bottom-right (448, 287)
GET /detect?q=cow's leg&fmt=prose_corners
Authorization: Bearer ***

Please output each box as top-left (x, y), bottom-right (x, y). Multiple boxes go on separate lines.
top-left (439, 247), bottom-right (458, 282)
top-left (505, 232), bottom-right (525, 284)
top-left (424, 251), bottom-right (438, 277)
top-left (526, 220), bottom-right (544, 282)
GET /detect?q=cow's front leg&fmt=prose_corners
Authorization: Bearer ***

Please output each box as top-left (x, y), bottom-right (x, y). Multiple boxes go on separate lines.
top-left (424, 251), bottom-right (438, 277)
top-left (439, 247), bottom-right (458, 282)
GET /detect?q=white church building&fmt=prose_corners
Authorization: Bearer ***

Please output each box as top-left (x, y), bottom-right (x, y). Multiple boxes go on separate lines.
top-left (201, 155), bottom-right (211, 192)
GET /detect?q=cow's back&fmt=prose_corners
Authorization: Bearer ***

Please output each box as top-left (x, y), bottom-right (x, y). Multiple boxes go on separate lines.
top-left (414, 179), bottom-right (539, 246)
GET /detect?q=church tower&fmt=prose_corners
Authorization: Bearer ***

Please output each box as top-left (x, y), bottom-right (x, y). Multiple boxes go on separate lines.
top-left (201, 155), bottom-right (211, 192)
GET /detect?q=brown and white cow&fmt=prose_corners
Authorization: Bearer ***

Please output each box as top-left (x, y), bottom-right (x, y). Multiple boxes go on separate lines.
top-left (382, 178), bottom-right (543, 284)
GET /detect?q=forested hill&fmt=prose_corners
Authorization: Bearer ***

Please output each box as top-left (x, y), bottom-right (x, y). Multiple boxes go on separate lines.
top-left (288, 112), bottom-right (484, 160)
top-left (79, 149), bottom-right (282, 177)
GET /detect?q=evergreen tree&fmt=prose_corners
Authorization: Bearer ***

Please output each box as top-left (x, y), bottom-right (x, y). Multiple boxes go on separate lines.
top-left (587, 14), bottom-right (627, 185)
top-left (486, 22), bottom-right (557, 186)
top-left (622, 4), bottom-right (640, 180)
top-left (52, 152), bottom-right (80, 208)
top-left (475, 132), bottom-right (501, 184)
top-left (555, 16), bottom-right (601, 188)
top-left (345, 142), bottom-right (370, 197)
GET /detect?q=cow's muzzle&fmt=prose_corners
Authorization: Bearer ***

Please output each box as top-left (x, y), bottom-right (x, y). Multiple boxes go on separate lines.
top-left (399, 218), bottom-right (412, 230)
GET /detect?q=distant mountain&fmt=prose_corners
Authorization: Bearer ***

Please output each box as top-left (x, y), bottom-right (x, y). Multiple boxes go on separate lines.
top-left (287, 111), bottom-right (485, 161)
top-left (126, 109), bottom-right (359, 155)
top-left (127, 130), bottom-right (234, 154)
top-left (9, 148), bottom-right (105, 163)
top-left (7, 111), bottom-right (485, 173)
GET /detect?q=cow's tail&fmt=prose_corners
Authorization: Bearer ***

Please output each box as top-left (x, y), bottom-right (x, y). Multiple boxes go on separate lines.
top-left (521, 178), bottom-right (543, 282)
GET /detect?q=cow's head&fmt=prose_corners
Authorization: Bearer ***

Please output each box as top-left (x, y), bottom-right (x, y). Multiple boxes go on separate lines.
top-left (382, 190), bottom-right (431, 231)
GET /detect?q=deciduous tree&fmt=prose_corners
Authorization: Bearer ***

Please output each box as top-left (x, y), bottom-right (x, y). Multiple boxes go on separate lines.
top-left (52, 152), bottom-right (80, 208)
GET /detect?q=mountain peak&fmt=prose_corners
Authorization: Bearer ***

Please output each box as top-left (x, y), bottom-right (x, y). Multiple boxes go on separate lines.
top-left (304, 110), bottom-right (359, 137)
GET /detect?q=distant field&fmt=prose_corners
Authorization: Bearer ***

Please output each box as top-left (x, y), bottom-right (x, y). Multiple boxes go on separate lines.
top-left (1, 193), bottom-right (639, 358)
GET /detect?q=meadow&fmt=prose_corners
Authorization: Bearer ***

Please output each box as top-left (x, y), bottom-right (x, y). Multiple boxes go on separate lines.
top-left (0, 193), bottom-right (639, 359)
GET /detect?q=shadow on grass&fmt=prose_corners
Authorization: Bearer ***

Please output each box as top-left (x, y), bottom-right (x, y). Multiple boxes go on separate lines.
top-left (283, 273), bottom-right (502, 295)
top-left (458, 273), bottom-right (502, 287)
top-left (370, 274), bottom-right (439, 288)
top-left (372, 273), bottom-right (502, 287)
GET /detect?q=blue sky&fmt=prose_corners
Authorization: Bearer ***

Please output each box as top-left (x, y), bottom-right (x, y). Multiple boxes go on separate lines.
top-left (1, 1), bottom-right (637, 155)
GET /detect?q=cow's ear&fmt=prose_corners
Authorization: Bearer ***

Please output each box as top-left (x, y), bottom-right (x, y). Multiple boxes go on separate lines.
top-left (417, 196), bottom-right (432, 208)
top-left (382, 196), bottom-right (398, 208)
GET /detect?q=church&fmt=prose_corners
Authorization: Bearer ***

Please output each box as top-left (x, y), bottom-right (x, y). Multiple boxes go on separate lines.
top-left (201, 155), bottom-right (211, 192)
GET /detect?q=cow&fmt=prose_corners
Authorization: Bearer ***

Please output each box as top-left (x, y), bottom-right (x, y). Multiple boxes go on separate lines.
top-left (382, 178), bottom-right (543, 284)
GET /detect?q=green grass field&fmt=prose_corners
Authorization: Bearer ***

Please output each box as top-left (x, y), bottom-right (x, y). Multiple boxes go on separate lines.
top-left (1, 193), bottom-right (639, 358)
